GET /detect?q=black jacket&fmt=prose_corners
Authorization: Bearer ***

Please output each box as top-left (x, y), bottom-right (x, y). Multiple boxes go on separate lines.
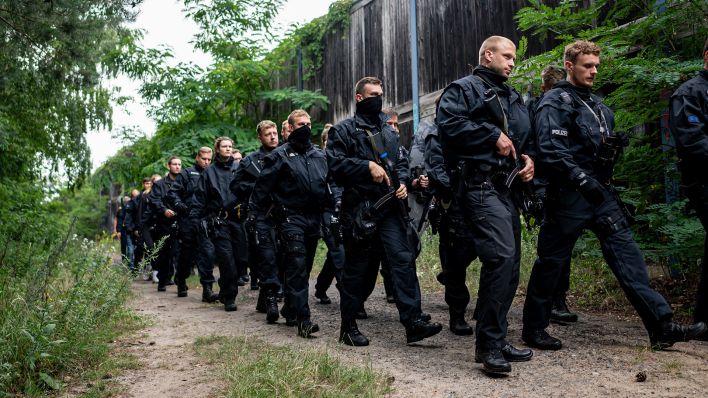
top-left (147, 175), bottom-right (178, 225)
top-left (192, 156), bottom-right (238, 219)
top-left (249, 144), bottom-right (331, 217)
top-left (423, 123), bottom-right (452, 198)
top-left (166, 165), bottom-right (206, 214)
top-left (669, 69), bottom-right (708, 184)
top-left (230, 147), bottom-right (272, 205)
top-left (127, 191), bottom-right (149, 232)
top-left (326, 112), bottom-right (410, 202)
top-left (535, 80), bottom-right (616, 186)
top-left (436, 68), bottom-right (533, 171)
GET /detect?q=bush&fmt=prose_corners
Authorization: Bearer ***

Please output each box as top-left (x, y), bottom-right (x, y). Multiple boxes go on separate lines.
top-left (0, 223), bottom-right (137, 396)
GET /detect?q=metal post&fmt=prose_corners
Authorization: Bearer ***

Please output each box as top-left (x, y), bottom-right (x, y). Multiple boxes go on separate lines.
top-left (409, 0), bottom-right (420, 134)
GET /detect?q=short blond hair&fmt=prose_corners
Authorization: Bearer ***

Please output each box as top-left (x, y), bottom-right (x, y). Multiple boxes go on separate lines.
top-left (287, 109), bottom-right (310, 126)
top-left (197, 146), bottom-right (212, 156)
top-left (478, 36), bottom-right (515, 65)
top-left (256, 120), bottom-right (277, 136)
top-left (564, 40), bottom-right (601, 65)
top-left (214, 136), bottom-right (233, 152)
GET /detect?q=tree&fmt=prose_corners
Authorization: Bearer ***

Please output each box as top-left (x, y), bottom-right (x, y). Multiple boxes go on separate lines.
top-left (512, 0), bottom-right (708, 266)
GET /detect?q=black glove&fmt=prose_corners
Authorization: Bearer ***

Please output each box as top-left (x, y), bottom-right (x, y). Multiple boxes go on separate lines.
top-left (575, 172), bottom-right (606, 205)
top-left (244, 213), bottom-right (257, 234)
top-left (175, 202), bottom-right (189, 214)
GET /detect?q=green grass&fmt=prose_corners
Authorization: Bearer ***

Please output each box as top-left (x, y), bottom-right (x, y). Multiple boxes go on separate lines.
top-left (0, 231), bottom-right (147, 397)
top-left (194, 335), bottom-right (393, 397)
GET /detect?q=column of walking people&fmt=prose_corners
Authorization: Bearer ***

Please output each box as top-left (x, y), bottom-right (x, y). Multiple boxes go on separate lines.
top-left (113, 35), bottom-right (708, 376)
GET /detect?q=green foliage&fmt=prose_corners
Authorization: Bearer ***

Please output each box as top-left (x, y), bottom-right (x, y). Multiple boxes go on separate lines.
top-left (268, 0), bottom-right (352, 80)
top-left (0, 0), bottom-right (144, 185)
top-left (0, 225), bottom-right (138, 395)
top-left (94, 0), bottom-right (330, 191)
top-left (512, 0), bottom-right (708, 267)
top-left (194, 335), bottom-right (393, 397)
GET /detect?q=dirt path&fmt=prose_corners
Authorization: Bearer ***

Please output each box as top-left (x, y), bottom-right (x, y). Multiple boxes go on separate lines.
top-left (114, 279), bottom-right (708, 397)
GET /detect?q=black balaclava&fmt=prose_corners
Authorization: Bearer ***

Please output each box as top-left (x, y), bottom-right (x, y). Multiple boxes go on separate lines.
top-left (288, 125), bottom-right (313, 153)
top-left (356, 95), bottom-right (383, 125)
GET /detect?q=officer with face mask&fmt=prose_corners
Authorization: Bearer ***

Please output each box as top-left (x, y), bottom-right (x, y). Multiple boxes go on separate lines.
top-left (247, 109), bottom-right (330, 338)
top-left (327, 76), bottom-right (442, 347)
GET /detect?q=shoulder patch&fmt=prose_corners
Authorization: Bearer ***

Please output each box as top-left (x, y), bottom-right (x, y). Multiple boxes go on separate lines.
top-left (559, 92), bottom-right (572, 104)
top-left (688, 115), bottom-right (700, 124)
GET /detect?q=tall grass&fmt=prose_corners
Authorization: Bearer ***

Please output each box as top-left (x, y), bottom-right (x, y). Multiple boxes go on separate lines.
top-left (0, 225), bottom-right (140, 396)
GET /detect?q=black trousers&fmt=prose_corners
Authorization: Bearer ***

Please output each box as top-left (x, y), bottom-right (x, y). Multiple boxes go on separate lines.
top-left (231, 220), bottom-right (251, 280)
top-left (523, 188), bottom-right (673, 334)
top-left (175, 217), bottom-right (215, 286)
top-left (340, 206), bottom-right (422, 325)
top-left (256, 218), bottom-right (280, 290)
top-left (276, 213), bottom-right (321, 321)
top-left (152, 222), bottom-right (178, 287)
top-left (211, 221), bottom-right (240, 300)
top-left (439, 205), bottom-right (478, 317)
top-left (687, 184), bottom-right (708, 323)
top-left (458, 183), bottom-right (520, 350)
top-left (314, 212), bottom-right (346, 293)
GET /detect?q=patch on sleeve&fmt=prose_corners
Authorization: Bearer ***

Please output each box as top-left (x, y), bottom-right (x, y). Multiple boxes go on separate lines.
top-left (551, 129), bottom-right (568, 137)
top-left (688, 115), bottom-right (700, 124)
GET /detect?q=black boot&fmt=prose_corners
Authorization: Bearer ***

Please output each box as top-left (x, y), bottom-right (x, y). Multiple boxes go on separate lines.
top-left (256, 289), bottom-right (267, 313)
top-left (475, 347), bottom-right (512, 374)
top-left (500, 343), bottom-right (533, 362)
top-left (250, 277), bottom-right (259, 291)
top-left (449, 312), bottom-right (474, 336)
top-left (339, 320), bottom-right (369, 346)
top-left (522, 329), bottom-right (562, 350)
top-left (406, 319), bottom-right (443, 344)
top-left (314, 289), bottom-right (332, 305)
top-left (551, 295), bottom-right (578, 324)
top-left (222, 297), bottom-right (237, 312)
top-left (177, 283), bottom-right (188, 298)
top-left (297, 319), bottom-right (320, 338)
top-left (201, 284), bottom-right (219, 303)
top-left (266, 292), bottom-right (279, 324)
top-left (650, 321), bottom-right (707, 350)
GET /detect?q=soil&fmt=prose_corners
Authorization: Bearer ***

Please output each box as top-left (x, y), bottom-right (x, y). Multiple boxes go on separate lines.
top-left (111, 279), bottom-right (708, 398)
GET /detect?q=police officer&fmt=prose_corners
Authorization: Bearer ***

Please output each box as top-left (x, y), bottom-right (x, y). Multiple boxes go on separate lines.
top-left (527, 65), bottom-right (579, 324)
top-left (192, 137), bottom-right (240, 312)
top-left (669, 38), bottom-right (708, 335)
top-left (437, 36), bottom-right (535, 374)
top-left (166, 147), bottom-right (217, 301)
top-left (248, 110), bottom-right (330, 338)
top-left (231, 120), bottom-right (280, 297)
top-left (126, 178), bottom-right (152, 275)
top-left (423, 120), bottom-right (476, 337)
top-left (146, 157), bottom-right (182, 291)
top-left (522, 40), bottom-right (706, 352)
top-left (313, 124), bottom-right (346, 305)
top-left (327, 76), bottom-right (442, 347)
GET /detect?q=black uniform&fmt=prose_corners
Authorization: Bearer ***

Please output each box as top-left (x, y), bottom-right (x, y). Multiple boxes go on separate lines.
top-left (522, 80), bottom-right (674, 341)
top-left (146, 175), bottom-right (179, 288)
top-left (125, 192), bottom-right (148, 268)
top-left (313, 180), bottom-right (346, 299)
top-left (327, 108), bottom-right (433, 341)
top-left (166, 164), bottom-right (216, 289)
top-left (436, 67), bottom-right (532, 353)
top-left (249, 132), bottom-right (330, 327)
top-left (231, 147), bottom-right (274, 287)
top-left (669, 69), bottom-right (708, 325)
top-left (116, 201), bottom-right (134, 270)
top-left (192, 156), bottom-right (240, 306)
top-left (424, 123), bottom-right (478, 324)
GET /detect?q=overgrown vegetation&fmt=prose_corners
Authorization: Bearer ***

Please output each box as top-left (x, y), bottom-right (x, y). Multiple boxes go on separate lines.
top-left (194, 335), bottom-right (393, 397)
top-left (511, 0), bottom-right (708, 291)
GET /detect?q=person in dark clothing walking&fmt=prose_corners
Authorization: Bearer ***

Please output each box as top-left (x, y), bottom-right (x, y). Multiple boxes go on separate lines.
top-left (146, 157), bottom-right (182, 292)
top-left (522, 40), bottom-right (706, 353)
top-left (231, 120), bottom-right (280, 293)
top-left (327, 76), bottom-right (442, 347)
top-left (249, 110), bottom-right (332, 338)
top-left (192, 137), bottom-right (240, 312)
top-left (669, 38), bottom-right (708, 336)
top-left (436, 36), bottom-right (536, 374)
top-left (166, 147), bottom-right (217, 301)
